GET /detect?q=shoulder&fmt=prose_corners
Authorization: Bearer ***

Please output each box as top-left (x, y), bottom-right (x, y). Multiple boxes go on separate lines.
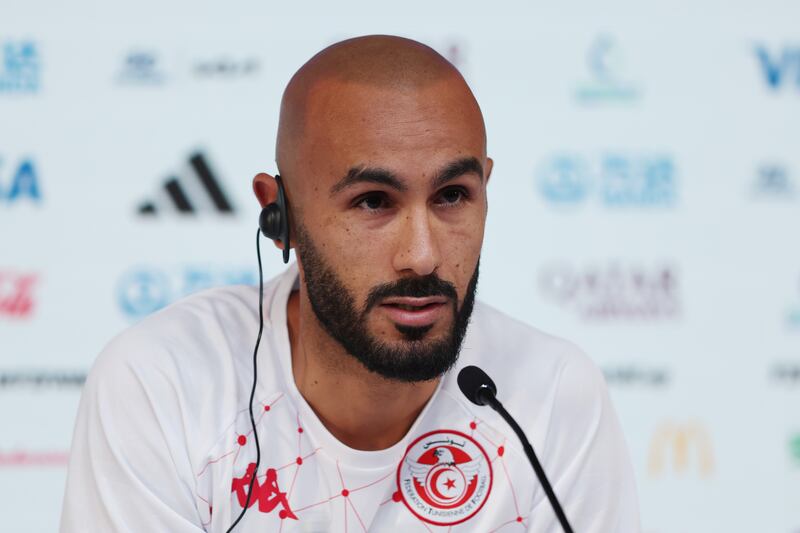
top-left (452, 300), bottom-right (622, 468)
top-left (78, 284), bottom-right (276, 466)
top-left (84, 273), bottom-right (295, 427)
top-left (91, 284), bottom-right (260, 384)
top-left (460, 300), bottom-right (605, 409)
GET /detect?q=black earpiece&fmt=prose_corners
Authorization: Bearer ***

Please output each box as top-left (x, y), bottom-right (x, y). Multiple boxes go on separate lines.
top-left (258, 174), bottom-right (290, 264)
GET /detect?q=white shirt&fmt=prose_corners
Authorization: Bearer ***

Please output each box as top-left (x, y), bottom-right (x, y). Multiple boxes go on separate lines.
top-left (61, 262), bottom-right (641, 532)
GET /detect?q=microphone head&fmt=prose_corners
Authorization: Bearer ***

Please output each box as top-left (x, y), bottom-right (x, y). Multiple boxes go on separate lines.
top-left (457, 365), bottom-right (497, 406)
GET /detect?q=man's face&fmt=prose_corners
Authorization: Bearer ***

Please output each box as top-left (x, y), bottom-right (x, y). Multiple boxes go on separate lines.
top-left (296, 221), bottom-right (480, 382)
top-left (286, 77), bottom-right (491, 382)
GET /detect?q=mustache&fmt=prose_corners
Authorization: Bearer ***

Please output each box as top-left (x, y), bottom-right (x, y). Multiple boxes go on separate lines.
top-left (364, 274), bottom-right (458, 312)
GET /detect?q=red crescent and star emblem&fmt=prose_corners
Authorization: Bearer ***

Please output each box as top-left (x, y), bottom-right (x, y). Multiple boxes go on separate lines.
top-left (396, 429), bottom-right (493, 526)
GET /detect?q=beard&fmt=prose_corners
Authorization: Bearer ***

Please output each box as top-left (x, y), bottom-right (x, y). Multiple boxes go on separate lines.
top-left (294, 223), bottom-right (479, 383)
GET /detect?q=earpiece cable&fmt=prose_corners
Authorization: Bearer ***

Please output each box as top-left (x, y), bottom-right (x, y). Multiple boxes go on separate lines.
top-left (225, 228), bottom-right (265, 532)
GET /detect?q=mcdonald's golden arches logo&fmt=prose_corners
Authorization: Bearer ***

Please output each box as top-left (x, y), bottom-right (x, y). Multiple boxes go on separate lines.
top-left (648, 421), bottom-right (714, 478)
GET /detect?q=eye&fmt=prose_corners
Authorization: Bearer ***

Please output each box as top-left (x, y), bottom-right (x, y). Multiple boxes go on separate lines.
top-left (354, 192), bottom-right (391, 212)
top-left (435, 186), bottom-right (469, 207)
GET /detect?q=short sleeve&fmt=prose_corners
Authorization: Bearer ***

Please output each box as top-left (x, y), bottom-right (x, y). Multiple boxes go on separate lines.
top-left (526, 352), bottom-right (641, 532)
top-left (59, 333), bottom-right (206, 533)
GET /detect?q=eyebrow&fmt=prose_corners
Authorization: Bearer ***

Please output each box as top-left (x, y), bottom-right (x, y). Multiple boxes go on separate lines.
top-left (330, 156), bottom-right (484, 196)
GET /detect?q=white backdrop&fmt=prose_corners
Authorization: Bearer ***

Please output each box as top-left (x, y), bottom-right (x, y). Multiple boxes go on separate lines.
top-left (1, 0), bottom-right (799, 531)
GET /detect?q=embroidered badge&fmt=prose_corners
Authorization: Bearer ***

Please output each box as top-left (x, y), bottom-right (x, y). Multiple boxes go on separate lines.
top-left (396, 429), bottom-right (492, 526)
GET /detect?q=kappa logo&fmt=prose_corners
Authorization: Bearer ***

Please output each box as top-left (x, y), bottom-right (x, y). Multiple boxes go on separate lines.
top-left (231, 463), bottom-right (298, 520)
top-left (396, 430), bottom-right (492, 526)
top-left (136, 151), bottom-right (234, 216)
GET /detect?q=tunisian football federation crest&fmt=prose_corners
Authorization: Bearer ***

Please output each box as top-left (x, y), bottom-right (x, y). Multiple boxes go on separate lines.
top-left (396, 429), bottom-right (492, 526)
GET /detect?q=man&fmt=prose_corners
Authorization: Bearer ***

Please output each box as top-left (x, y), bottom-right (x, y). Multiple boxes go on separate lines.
top-left (61, 35), bottom-right (640, 532)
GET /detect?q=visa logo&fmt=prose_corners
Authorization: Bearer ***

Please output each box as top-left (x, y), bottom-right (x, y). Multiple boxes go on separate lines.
top-left (755, 45), bottom-right (800, 90)
top-left (1, 158), bottom-right (41, 203)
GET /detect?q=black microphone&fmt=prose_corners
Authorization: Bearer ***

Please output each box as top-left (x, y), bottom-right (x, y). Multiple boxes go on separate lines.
top-left (457, 365), bottom-right (575, 533)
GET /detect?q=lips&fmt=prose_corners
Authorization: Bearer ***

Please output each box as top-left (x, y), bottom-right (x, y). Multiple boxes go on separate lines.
top-left (379, 296), bottom-right (449, 327)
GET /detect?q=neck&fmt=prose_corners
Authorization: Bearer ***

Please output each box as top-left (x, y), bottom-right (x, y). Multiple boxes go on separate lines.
top-left (286, 288), bottom-right (439, 451)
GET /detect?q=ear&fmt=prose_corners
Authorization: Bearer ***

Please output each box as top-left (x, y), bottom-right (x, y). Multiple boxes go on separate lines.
top-left (483, 157), bottom-right (493, 216)
top-left (252, 172), bottom-right (277, 208)
top-left (252, 173), bottom-right (290, 252)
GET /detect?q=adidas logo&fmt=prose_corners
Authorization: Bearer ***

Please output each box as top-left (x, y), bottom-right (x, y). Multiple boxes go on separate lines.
top-left (137, 152), bottom-right (235, 216)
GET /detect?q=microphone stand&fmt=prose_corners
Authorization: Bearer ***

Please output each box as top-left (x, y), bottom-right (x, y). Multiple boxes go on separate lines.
top-left (477, 386), bottom-right (575, 533)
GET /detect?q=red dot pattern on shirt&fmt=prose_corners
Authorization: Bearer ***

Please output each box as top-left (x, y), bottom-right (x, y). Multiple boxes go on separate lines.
top-left (195, 392), bottom-right (529, 530)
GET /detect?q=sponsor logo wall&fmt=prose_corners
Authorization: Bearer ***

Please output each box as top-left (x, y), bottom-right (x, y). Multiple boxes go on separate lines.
top-left (1, 1), bottom-right (799, 531)
top-left (0, 157), bottom-right (40, 204)
top-left (573, 35), bottom-right (641, 104)
top-left (536, 153), bottom-right (676, 207)
top-left (647, 422), bottom-right (714, 479)
top-left (538, 262), bottom-right (680, 320)
top-left (0, 271), bottom-right (38, 319)
top-left (0, 41), bottom-right (39, 93)
top-left (116, 265), bottom-right (256, 319)
top-left (136, 152), bottom-right (235, 216)
top-left (755, 44), bottom-right (800, 91)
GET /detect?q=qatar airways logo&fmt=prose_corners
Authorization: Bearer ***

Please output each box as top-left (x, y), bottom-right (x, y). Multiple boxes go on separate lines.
top-left (0, 271), bottom-right (38, 319)
top-left (539, 262), bottom-right (680, 320)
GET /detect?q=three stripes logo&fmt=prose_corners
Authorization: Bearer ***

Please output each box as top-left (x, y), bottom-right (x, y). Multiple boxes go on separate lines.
top-left (137, 152), bottom-right (235, 216)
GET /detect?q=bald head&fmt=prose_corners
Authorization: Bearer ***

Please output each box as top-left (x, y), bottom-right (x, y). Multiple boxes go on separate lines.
top-left (254, 36), bottom-right (492, 378)
top-left (275, 35), bottom-right (487, 194)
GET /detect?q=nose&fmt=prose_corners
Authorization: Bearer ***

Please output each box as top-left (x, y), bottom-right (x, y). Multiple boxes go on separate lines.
top-left (392, 206), bottom-right (442, 277)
